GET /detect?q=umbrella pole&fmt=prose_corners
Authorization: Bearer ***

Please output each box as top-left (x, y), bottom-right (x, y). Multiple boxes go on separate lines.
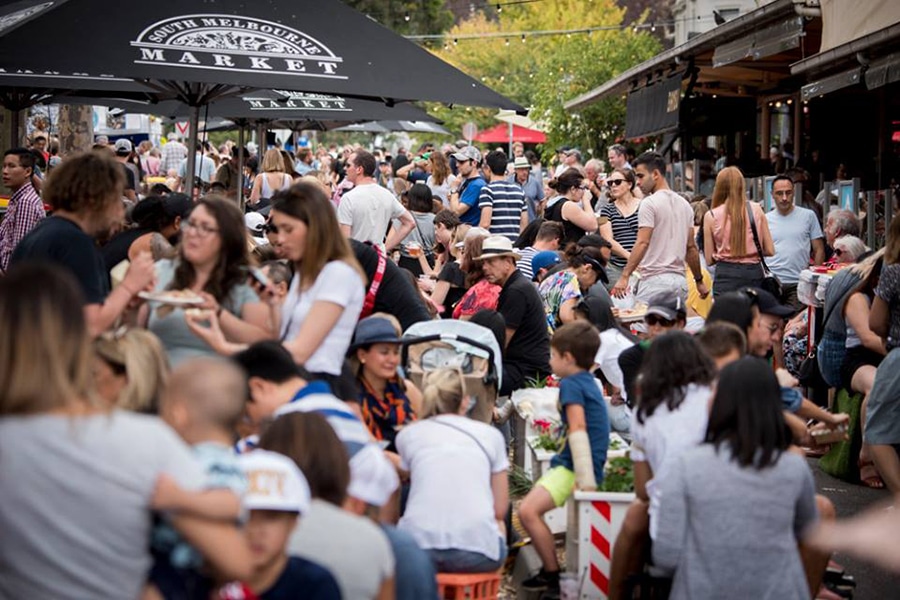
top-left (237, 124), bottom-right (245, 210)
top-left (185, 105), bottom-right (200, 197)
top-left (508, 121), bottom-right (513, 157)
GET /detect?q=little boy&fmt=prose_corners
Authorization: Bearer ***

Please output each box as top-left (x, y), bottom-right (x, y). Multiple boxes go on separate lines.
top-left (238, 450), bottom-right (341, 600)
top-left (518, 321), bottom-right (610, 593)
top-left (150, 357), bottom-right (250, 598)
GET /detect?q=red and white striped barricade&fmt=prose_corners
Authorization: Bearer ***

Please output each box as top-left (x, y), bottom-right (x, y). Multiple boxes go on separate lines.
top-left (565, 490), bottom-right (635, 599)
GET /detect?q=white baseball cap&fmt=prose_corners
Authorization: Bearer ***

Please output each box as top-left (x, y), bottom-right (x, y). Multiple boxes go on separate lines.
top-left (239, 450), bottom-right (311, 514)
top-left (347, 444), bottom-right (399, 507)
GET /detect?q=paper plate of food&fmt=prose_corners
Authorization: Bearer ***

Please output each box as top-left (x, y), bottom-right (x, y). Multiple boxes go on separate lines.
top-left (612, 303), bottom-right (648, 323)
top-left (138, 289), bottom-right (205, 306)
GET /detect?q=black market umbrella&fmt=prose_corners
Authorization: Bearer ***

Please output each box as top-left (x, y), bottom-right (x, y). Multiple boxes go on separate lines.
top-left (0, 0), bottom-right (523, 190)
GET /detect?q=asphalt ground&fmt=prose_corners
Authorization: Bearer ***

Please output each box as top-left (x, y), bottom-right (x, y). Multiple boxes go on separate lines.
top-left (811, 458), bottom-right (900, 599)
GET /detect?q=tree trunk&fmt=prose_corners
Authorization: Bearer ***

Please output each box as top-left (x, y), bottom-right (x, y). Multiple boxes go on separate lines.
top-left (57, 104), bottom-right (94, 156)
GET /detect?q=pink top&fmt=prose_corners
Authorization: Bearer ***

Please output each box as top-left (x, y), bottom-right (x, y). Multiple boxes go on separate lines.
top-left (709, 202), bottom-right (769, 264)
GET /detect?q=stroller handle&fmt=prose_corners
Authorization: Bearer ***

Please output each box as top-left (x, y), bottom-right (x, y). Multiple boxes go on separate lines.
top-left (401, 334), bottom-right (499, 388)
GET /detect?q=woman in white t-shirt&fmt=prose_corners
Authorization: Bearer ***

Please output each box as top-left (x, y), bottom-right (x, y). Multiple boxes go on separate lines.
top-left (248, 148), bottom-right (293, 208)
top-left (0, 263), bottom-right (251, 600)
top-left (396, 369), bottom-right (509, 573)
top-left (272, 183), bottom-right (366, 376)
top-left (608, 331), bottom-right (716, 598)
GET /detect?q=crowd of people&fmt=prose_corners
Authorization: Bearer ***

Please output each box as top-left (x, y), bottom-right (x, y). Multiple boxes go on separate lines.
top-left (2, 129), bottom-right (900, 600)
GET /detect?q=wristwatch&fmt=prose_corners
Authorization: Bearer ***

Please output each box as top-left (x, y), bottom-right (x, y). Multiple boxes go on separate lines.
top-left (694, 274), bottom-right (704, 283)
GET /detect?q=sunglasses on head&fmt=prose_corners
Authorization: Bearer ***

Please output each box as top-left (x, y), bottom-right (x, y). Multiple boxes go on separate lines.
top-left (644, 314), bottom-right (674, 327)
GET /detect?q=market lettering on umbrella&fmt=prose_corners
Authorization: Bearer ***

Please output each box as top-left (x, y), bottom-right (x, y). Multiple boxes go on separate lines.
top-left (245, 93), bottom-right (350, 112)
top-left (132, 14), bottom-right (345, 79)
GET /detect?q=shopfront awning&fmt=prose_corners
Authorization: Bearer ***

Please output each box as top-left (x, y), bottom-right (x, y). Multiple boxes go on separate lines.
top-left (565, 0), bottom-right (810, 113)
top-left (623, 74), bottom-right (682, 139)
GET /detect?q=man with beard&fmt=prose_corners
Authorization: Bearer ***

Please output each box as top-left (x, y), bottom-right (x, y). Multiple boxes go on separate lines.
top-left (10, 151), bottom-right (155, 336)
top-left (447, 146), bottom-right (487, 226)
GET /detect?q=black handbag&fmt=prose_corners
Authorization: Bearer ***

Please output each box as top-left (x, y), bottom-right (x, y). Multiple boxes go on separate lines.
top-left (796, 289), bottom-right (843, 387)
top-left (746, 203), bottom-right (784, 300)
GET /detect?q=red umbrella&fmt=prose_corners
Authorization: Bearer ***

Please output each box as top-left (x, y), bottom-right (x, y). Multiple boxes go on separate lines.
top-left (474, 123), bottom-right (546, 144)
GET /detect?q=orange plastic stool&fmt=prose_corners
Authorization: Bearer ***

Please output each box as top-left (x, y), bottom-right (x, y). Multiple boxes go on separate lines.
top-left (436, 572), bottom-right (502, 600)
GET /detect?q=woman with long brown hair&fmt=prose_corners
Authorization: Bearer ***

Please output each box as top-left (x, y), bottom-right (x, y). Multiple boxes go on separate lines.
top-left (143, 197), bottom-right (272, 366)
top-left (188, 184), bottom-right (366, 378)
top-left (702, 166), bottom-right (774, 296)
top-left (427, 150), bottom-right (456, 207)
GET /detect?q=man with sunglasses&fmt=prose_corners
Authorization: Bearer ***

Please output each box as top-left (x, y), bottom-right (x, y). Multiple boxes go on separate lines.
top-left (617, 294), bottom-right (687, 404)
top-left (447, 146), bottom-right (486, 226)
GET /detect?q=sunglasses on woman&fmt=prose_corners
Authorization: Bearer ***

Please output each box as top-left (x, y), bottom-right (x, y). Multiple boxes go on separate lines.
top-left (607, 179), bottom-right (627, 187)
top-left (644, 314), bottom-right (675, 327)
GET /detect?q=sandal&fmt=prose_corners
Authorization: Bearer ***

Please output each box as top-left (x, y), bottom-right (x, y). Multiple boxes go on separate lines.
top-left (858, 459), bottom-right (885, 489)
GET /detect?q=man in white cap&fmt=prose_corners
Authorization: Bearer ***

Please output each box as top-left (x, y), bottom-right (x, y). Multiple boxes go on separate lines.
top-left (509, 154), bottom-right (544, 222)
top-left (113, 139), bottom-right (138, 202)
top-left (239, 450), bottom-right (341, 599)
top-left (448, 145), bottom-right (487, 226)
top-left (479, 235), bottom-right (551, 394)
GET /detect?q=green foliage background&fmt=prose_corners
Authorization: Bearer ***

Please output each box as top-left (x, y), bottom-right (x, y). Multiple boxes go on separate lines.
top-left (425, 0), bottom-right (661, 160)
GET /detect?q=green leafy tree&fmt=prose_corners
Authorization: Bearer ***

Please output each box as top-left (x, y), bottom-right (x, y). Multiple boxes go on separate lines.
top-left (344, 0), bottom-right (453, 39)
top-left (427, 0), bottom-right (660, 159)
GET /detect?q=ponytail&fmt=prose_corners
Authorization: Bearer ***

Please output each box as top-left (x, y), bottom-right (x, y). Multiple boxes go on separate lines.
top-left (420, 368), bottom-right (467, 418)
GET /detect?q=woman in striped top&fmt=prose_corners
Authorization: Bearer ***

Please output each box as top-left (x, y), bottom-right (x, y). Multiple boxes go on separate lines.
top-left (599, 168), bottom-right (640, 287)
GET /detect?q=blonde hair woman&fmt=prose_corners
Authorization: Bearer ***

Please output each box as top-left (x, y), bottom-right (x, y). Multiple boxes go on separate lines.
top-left (249, 148), bottom-right (292, 208)
top-left (93, 327), bottom-right (170, 413)
top-left (702, 166), bottom-right (774, 296)
top-left (0, 263), bottom-right (251, 598)
top-left (395, 368), bottom-right (509, 573)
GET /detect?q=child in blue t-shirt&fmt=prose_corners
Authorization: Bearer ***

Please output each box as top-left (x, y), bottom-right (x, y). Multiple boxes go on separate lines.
top-left (518, 320), bottom-right (610, 594)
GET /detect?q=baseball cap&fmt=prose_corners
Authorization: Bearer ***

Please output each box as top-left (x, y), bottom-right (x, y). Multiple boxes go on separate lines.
top-left (347, 444), bottom-right (400, 507)
top-left (239, 450), bottom-right (311, 514)
top-left (162, 193), bottom-right (193, 220)
top-left (531, 251), bottom-right (561, 280)
top-left (244, 211), bottom-right (266, 235)
top-left (645, 293), bottom-right (686, 322)
top-left (748, 287), bottom-right (795, 318)
top-left (452, 146), bottom-right (481, 163)
top-left (114, 139), bottom-right (133, 156)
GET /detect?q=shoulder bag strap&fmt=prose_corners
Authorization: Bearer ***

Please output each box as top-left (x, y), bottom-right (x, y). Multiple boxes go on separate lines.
top-left (360, 244), bottom-right (387, 318)
top-left (746, 203), bottom-right (773, 276)
top-left (430, 417), bottom-right (493, 469)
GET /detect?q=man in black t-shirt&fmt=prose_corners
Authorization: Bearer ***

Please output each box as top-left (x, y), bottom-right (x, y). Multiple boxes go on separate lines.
top-left (113, 139), bottom-right (138, 202)
top-left (478, 235), bottom-right (551, 395)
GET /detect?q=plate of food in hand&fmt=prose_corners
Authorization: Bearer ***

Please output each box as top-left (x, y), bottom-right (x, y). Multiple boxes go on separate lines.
top-left (612, 303), bottom-right (648, 323)
top-left (138, 289), bottom-right (205, 306)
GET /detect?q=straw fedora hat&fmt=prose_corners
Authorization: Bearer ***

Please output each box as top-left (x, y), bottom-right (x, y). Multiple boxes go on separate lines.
top-left (474, 235), bottom-right (522, 261)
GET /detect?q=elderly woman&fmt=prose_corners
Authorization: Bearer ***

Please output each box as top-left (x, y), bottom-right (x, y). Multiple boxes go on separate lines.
top-left (833, 235), bottom-right (868, 264)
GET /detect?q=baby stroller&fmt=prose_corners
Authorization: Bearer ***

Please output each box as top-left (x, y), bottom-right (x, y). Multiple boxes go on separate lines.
top-left (402, 320), bottom-right (502, 424)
